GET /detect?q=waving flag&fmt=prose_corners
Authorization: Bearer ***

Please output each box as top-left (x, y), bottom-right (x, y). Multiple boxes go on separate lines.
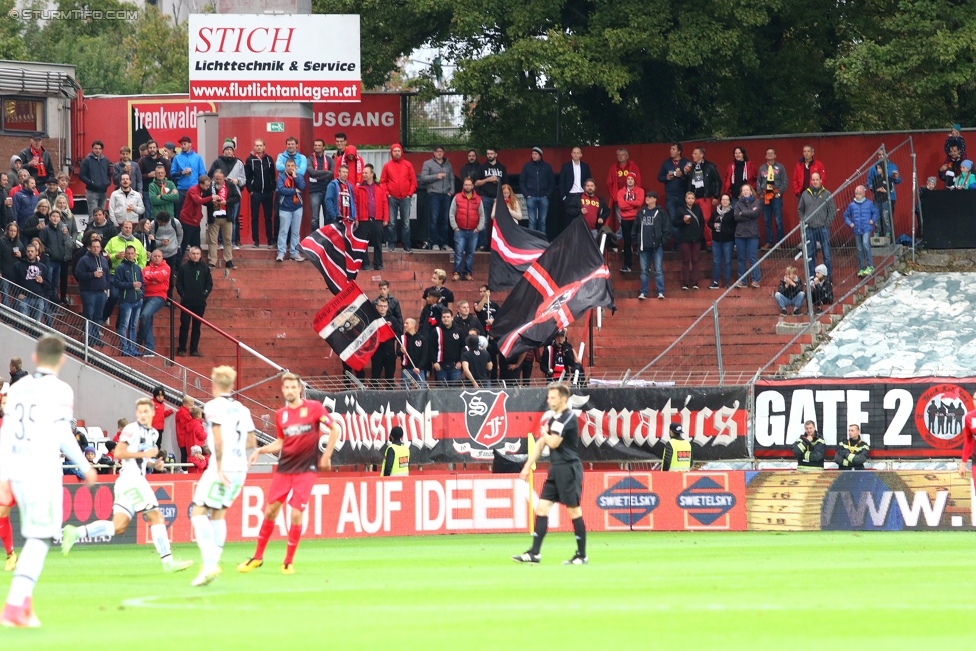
top-left (299, 219), bottom-right (368, 294)
top-left (493, 217), bottom-right (615, 358)
top-left (312, 282), bottom-right (395, 371)
top-left (489, 200), bottom-right (548, 290)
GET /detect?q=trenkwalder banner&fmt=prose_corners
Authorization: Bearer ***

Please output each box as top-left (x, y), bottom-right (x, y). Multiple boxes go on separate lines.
top-left (755, 378), bottom-right (976, 458)
top-left (305, 385), bottom-right (749, 464)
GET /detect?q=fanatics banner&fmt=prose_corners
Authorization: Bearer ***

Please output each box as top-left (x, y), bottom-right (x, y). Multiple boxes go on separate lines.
top-left (754, 378), bottom-right (976, 458)
top-left (304, 385), bottom-right (749, 464)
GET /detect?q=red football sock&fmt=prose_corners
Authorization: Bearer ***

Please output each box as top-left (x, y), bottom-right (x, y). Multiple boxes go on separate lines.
top-left (283, 524), bottom-right (302, 565)
top-left (0, 516), bottom-right (12, 555)
top-left (253, 519), bottom-right (276, 561)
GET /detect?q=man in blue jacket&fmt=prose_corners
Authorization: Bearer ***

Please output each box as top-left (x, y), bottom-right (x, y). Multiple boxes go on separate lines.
top-left (170, 136), bottom-right (207, 227)
top-left (326, 164), bottom-right (357, 224)
top-left (519, 147), bottom-right (554, 235)
top-left (276, 136), bottom-right (308, 176)
top-left (112, 244), bottom-right (144, 356)
top-left (843, 185), bottom-right (878, 277)
top-left (276, 159), bottom-right (307, 262)
top-left (79, 140), bottom-right (113, 219)
top-left (73, 236), bottom-right (111, 348)
top-left (657, 143), bottom-right (691, 244)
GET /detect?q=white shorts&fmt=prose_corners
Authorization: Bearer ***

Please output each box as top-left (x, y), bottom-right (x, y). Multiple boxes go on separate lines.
top-left (192, 469), bottom-right (246, 510)
top-left (113, 473), bottom-right (159, 518)
top-left (11, 480), bottom-right (62, 540)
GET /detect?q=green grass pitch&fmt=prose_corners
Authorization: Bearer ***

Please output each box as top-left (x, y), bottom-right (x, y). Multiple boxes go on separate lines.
top-left (1, 532), bottom-right (974, 650)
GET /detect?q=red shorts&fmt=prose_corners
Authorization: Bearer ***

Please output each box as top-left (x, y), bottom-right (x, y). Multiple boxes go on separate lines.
top-left (267, 472), bottom-right (318, 511)
top-left (0, 480), bottom-right (15, 508)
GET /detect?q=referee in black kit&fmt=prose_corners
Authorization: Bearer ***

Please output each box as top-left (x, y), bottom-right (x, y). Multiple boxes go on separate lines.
top-left (513, 383), bottom-right (588, 565)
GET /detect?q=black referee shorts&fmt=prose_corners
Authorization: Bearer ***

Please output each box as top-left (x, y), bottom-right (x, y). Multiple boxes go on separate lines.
top-left (540, 462), bottom-right (583, 508)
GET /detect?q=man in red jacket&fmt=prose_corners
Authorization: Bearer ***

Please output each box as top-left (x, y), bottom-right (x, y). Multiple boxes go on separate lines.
top-left (380, 142), bottom-right (417, 253)
top-left (179, 174), bottom-right (211, 254)
top-left (606, 147), bottom-right (641, 235)
top-left (334, 143), bottom-right (363, 186)
top-left (355, 164), bottom-right (389, 271)
top-left (792, 145), bottom-right (826, 196)
top-left (137, 250), bottom-right (171, 353)
top-left (175, 395), bottom-right (194, 466)
top-left (616, 175), bottom-right (644, 272)
top-left (150, 386), bottom-right (174, 436)
top-left (449, 178), bottom-right (485, 281)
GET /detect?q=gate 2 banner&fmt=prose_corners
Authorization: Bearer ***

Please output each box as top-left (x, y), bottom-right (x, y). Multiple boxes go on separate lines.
top-left (746, 471), bottom-right (976, 531)
top-left (755, 378), bottom-right (976, 458)
top-left (305, 386), bottom-right (749, 465)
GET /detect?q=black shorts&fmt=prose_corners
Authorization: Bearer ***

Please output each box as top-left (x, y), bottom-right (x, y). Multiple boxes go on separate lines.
top-left (540, 463), bottom-right (583, 508)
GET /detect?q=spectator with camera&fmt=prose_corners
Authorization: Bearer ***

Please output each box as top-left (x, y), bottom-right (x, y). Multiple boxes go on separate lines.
top-left (757, 148), bottom-right (788, 249)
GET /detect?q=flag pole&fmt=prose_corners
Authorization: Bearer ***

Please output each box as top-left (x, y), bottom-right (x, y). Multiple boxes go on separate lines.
top-left (597, 234), bottom-right (606, 330)
top-left (527, 431), bottom-right (535, 534)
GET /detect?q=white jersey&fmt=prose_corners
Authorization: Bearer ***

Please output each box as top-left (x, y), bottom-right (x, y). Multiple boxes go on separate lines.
top-left (117, 421), bottom-right (158, 477)
top-left (0, 370), bottom-right (89, 485)
top-left (204, 395), bottom-right (255, 474)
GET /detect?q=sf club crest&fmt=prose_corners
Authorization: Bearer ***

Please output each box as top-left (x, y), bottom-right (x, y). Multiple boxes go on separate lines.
top-left (454, 391), bottom-right (521, 459)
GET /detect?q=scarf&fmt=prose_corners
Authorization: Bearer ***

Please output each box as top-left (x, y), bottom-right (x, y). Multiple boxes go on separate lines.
top-left (284, 175), bottom-right (299, 204)
top-left (311, 153), bottom-right (326, 170)
top-left (624, 188), bottom-right (636, 203)
top-left (213, 182), bottom-right (228, 215)
top-left (30, 146), bottom-right (45, 179)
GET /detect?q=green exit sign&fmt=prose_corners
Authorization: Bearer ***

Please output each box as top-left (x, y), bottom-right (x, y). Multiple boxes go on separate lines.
top-left (266, 122), bottom-right (285, 133)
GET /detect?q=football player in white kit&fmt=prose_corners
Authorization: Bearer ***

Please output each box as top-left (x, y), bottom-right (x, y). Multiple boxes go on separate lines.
top-left (0, 336), bottom-right (97, 628)
top-left (61, 398), bottom-right (192, 573)
top-left (190, 366), bottom-right (256, 587)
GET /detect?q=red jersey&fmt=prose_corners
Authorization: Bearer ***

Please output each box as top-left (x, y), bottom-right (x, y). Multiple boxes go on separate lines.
top-left (275, 400), bottom-right (335, 474)
top-left (962, 409), bottom-right (976, 467)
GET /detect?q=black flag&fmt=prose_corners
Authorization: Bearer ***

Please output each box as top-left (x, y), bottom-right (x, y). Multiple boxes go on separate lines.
top-left (312, 282), bottom-right (396, 371)
top-left (489, 200), bottom-right (548, 290)
top-left (299, 220), bottom-right (368, 295)
top-left (493, 217), bottom-right (615, 358)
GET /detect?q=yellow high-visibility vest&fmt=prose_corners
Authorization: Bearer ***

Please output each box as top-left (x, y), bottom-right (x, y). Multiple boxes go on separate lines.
top-left (382, 442), bottom-right (410, 476)
top-left (666, 438), bottom-right (692, 471)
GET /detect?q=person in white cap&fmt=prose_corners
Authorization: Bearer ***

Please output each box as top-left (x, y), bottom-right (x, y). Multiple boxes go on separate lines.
top-left (810, 264), bottom-right (833, 314)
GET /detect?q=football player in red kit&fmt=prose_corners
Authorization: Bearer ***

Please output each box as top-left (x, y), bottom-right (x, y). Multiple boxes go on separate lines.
top-left (959, 407), bottom-right (976, 479)
top-left (0, 382), bottom-right (15, 571)
top-left (238, 373), bottom-right (339, 574)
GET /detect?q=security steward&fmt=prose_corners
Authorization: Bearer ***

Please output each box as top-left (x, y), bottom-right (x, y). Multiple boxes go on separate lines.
top-left (380, 426), bottom-right (410, 477)
top-left (834, 423), bottom-right (870, 470)
top-left (662, 423), bottom-right (692, 471)
top-left (792, 420), bottom-right (826, 470)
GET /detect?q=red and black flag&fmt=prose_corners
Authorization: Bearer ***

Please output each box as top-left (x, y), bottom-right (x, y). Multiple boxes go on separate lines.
top-left (312, 282), bottom-right (396, 371)
top-left (493, 217), bottom-right (615, 358)
top-left (299, 220), bottom-right (368, 295)
top-left (489, 200), bottom-right (548, 290)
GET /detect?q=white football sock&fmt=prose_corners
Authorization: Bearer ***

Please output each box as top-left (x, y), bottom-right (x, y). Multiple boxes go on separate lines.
top-left (78, 520), bottom-right (114, 540)
top-left (150, 524), bottom-right (172, 562)
top-left (6, 538), bottom-right (49, 607)
top-left (191, 515), bottom-right (216, 569)
top-left (211, 519), bottom-right (227, 564)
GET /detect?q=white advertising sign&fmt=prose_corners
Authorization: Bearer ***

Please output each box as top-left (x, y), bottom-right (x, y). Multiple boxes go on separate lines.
top-left (188, 14), bottom-right (361, 103)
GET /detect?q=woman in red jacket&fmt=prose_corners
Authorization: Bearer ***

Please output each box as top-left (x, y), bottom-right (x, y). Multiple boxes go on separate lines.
top-left (150, 386), bottom-right (174, 435)
top-left (615, 174), bottom-right (644, 273)
top-left (175, 395), bottom-right (194, 465)
top-left (137, 249), bottom-right (171, 353)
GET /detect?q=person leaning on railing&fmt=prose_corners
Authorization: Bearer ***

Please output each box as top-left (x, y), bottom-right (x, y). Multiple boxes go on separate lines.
top-left (792, 421), bottom-right (826, 470)
top-left (834, 424), bottom-right (870, 470)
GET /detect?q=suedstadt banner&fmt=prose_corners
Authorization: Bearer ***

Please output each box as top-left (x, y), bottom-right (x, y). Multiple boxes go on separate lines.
top-left (755, 378), bottom-right (976, 458)
top-left (305, 386), bottom-right (750, 464)
top-left (188, 14), bottom-right (361, 102)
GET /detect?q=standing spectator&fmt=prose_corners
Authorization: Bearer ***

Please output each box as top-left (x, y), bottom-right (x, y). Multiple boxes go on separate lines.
top-left (684, 146), bottom-right (721, 249)
top-left (673, 191), bottom-right (704, 290)
top-left (112, 245), bottom-right (144, 356)
top-left (371, 297), bottom-right (402, 385)
top-left (662, 423), bottom-right (692, 472)
top-left (633, 191), bottom-right (667, 300)
top-left (461, 335), bottom-right (492, 387)
top-left (0, 222), bottom-right (21, 303)
top-left (307, 138), bottom-right (334, 229)
top-left (454, 300), bottom-right (483, 335)
top-left (810, 264), bottom-right (833, 313)
top-left (0, 171), bottom-right (13, 228)
top-left (275, 136), bottom-right (308, 177)
top-left (20, 196), bottom-right (47, 244)
top-left (844, 185), bottom-right (878, 277)
top-left (458, 149), bottom-right (481, 193)
top-left (426, 269), bottom-right (455, 308)
top-left (38, 209), bottom-right (71, 303)
top-left (940, 145), bottom-right (964, 188)
top-left (792, 421), bottom-right (826, 470)
top-left (757, 148), bottom-right (788, 250)
top-left (189, 407), bottom-right (207, 449)
top-left (40, 178), bottom-right (64, 209)
top-left (7, 156), bottom-right (21, 186)
top-left (792, 144), bottom-right (826, 197)
top-left (276, 159), bottom-right (307, 263)
top-left (418, 287), bottom-right (444, 338)
top-left (475, 147), bottom-right (506, 250)
top-left (559, 146), bottom-right (591, 225)
top-left (170, 136), bottom-right (207, 225)
top-left (374, 279), bottom-right (402, 322)
top-left (722, 146), bottom-right (753, 205)
top-left (944, 124), bottom-right (966, 160)
top-left (606, 147), bottom-right (641, 228)
top-left (429, 310), bottom-right (465, 387)
top-left (149, 164), bottom-right (178, 221)
top-left (8, 358), bottom-right (27, 384)
top-left (400, 318), bottom-right (428, 388)
top-left (175, 246), bottom-right (212, 357)
top-left (83, 208), bottom-right (117, 244)
top-left (104, 219), bottom-right (147, 272)
top-left (179, 174), bottom-right (211, 252)
top-left (540, 330), bottom-right (575, 382)
top-left (798, 172), bottom-right (835, 278)
top-left (205, 169), bottom-right (240, 270)
top-left (160, 142), bottom-right (177, 172)
top-left (379, 142), bottom-right (416, 252)
top-left (449, 177), bottom-right (484, 282)
top-left (658, 143), bottom-right (692, 238)
top-left (835, 424), bottom-right (869, 470)
top-left (108, 173), bottom-right (145, 225)
top-left (138, 140), bottom-right (163, 209)
top-left (137, 250), bottom-right (170, 353)
top-left (112, 147), bottom-right (143, 195)
top-left (354, 163), bottom-right (388, 271)
top-left (419, 146), bottom-right (454, 251)
top-left (175, 395), bottom-right (194, 465)
top-left (150, 386), bottom-right (174, 435)
top-left (19, 133), bottom-right (53, 185)
top-left (734, 185), bottom-right (762, 288)
top-left (491, 184), bottom-right (522, 224)
top-left (565, 179), bottom-right (609, 236)
top-left (708, 193), bottom-right (736, 289)
top-left (55, 196), bottom-right (81, 301)
top-left (73, 237), bottom-right (110, 347)
top-left (333, 132), bottom-right (350, 163)
top-left (56, 172), bottom-right (74, 209)
top-left (12, 178), bottom-right (38, 228)
top-left (475, 284), bottom-right (497, 331)
top-left (616, 174), bottom-right (643, 272)
top-left (208, 140), bottom-right (246, 247)
top-left (14, 242), bottom-right (48, 321)
top-left (151, 211), bottom-right (183, 284)
top-left (245, 139), bottom-right (277, 247)
top-left (334, 136), bottom-right (364, 185)
top-left (519, 147), bottom-right (555, 234)
top-left (774, 265), bottom-right (805, 316)
top-left (867, 148), bottom-right (901, 238)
